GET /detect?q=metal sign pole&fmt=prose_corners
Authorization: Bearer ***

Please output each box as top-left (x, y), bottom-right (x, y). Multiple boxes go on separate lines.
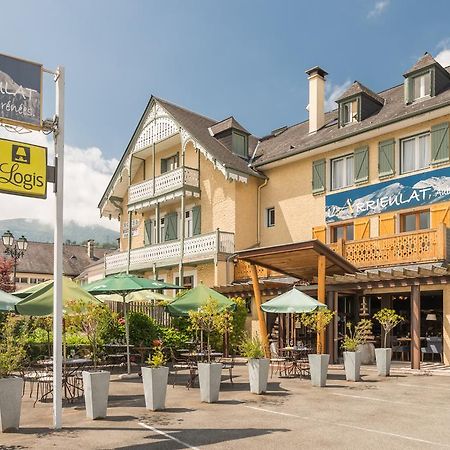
top-left (53, 66), bottom-right (65, 430)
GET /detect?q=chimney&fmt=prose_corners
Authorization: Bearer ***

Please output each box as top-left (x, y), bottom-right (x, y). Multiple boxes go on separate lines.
top-left (305, 66), bottom-right (328, 134)
top-left (87, 239), bottom-right (95, 259)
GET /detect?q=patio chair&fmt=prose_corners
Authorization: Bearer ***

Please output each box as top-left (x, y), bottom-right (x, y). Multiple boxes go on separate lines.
top-left (421, 337), bottom-right (443, 362)
top-left (218, 355), bottom-right (234, 384)
top-left (269, 342), bottom-right (287, 378)
top-left (169, 348), bottom-right (197, 389)
top-left (33, 361), bottom-right (53, 406)
top-left (392, 339), bottom-right (410, 361)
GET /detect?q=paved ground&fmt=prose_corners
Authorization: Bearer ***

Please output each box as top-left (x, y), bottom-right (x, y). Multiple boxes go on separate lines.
top-left (2, 362), bottom-right (450, 449)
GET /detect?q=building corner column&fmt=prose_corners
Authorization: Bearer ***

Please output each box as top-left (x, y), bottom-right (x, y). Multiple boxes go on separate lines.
top-left (411, 284), bottom-right (421, 370)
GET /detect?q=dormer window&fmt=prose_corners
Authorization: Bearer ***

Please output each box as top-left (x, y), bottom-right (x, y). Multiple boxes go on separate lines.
top-left (232, 131), bottom-right (248, 157)
top-left (412, 71), bottom-right (431, 101)
top-left (342, 101), bottom-right (353, 125)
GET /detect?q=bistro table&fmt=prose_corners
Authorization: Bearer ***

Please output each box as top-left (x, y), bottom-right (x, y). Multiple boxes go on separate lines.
top-left (280, 347), bottom-right (312, 379)
top-left (178, 352), bottom-right (224, 388)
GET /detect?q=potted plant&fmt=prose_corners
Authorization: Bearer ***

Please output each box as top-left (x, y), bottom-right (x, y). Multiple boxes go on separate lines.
top-left (240, 334), bottom-right (269, 394)
top-left (68, 300), bottom-right (110, 419)
top-left (341, 319), bottom-right (372, 382)
top-left (300, 308), bottom-right (334, 387)
top-left (141, 339), bottom-right (169, 411)
top-left (188, 299), bottom-right (226, 403)
top-left (373, 308), bottom-right (403, 377)
top-left (0, 315), bottom-right (26, 432)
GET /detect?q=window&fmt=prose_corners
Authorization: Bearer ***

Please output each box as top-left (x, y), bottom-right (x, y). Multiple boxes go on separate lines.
top-left (400, 210), bottom-right (430, 232)
top-left (159, 217), bottom-right (165, 243)
top-left (175, 275), bottom-right (195, 289)
top-left (342, 101), bottom-right (353, 125)
top-left (161, 154), bottom-right (179, 174)
top-left (331, 154), bottom-right (354, 190)
top-left (330, 223), bottom-right (354, 242)
top-left (184, 210), bottom-right (193, 238)
top-left (412, 72), bottom-right (431, 100)
top-left (266, 207), bottom-right (275, 227)
top-left (401, 133), bottom-right (430, 174)
top-left (232, 131), bottom-right (248, 157)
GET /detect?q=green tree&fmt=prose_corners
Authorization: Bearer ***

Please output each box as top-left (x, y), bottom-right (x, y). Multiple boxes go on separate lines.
top-left (373, 308), bottom-right (404, 348)
top-left (300, 308), bottom-right (335, 354)
top-left (0, 315), bottom-right (26, 377)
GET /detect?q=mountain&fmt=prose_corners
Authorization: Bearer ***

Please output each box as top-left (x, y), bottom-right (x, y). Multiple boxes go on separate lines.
top-left (0, 218), bottom-right (119, 246)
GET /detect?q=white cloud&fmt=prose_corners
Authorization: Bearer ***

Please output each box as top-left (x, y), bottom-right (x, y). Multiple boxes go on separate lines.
top-left (436, 39), bottom-right (450, 67)
top-left (325, 79), bottom-right (352, 112)
top-left (368, 0), bottom-right (390, 18)
top-left (0, 127), bottom-right (119, 230)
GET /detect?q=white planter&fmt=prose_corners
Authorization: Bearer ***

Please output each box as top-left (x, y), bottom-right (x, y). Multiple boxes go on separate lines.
top-left (308, 354), bottom-right (329, 387)
top-left (357, 343), bottom-right (376, 365)
top-left (375, 348), bottom-right (392, 377)
top-left (0, 377), bottom-right (23, 432)
top-left (343, 351), bottom-right (361, 382)
top-left (142, 366), bottom-right (169, 411)
top-left (83, 371), bottom-right (110, 419)
top-left (248, 358), bottom-right (270, 394)
top-left (198, 362), bottom-right (222, 403)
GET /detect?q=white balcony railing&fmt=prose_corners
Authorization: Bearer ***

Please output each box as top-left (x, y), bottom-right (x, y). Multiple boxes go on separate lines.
top-left (105, 231), bottom-right (235, 274)
top-left (128, 167), bottom-right (199, 205)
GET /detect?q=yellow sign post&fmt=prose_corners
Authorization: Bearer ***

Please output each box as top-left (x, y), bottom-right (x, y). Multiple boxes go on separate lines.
top-left (0, 138), bottom-right (47, 198)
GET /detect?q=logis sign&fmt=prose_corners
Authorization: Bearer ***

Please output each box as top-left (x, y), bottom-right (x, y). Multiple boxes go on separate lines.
top-left (0, 137), bottom-right (47, 198)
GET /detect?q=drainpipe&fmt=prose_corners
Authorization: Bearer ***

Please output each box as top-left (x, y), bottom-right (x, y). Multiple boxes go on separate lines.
top-left (257, 178), bottom-right (268, 245)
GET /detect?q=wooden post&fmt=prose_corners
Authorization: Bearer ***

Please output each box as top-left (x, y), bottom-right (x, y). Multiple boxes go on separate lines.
top-left (411, 284), bottom-right (421, 370)
top-left (326, 290), bottom-right (335, 362)
top-left (317, 254), bottom-right (326, 354)
top-left (249, 263), bottom-right (270, 357)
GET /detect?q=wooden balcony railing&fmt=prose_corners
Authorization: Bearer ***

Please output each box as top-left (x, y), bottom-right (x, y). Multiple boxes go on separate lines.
top-left (328, 224), bottom-right (447, 269)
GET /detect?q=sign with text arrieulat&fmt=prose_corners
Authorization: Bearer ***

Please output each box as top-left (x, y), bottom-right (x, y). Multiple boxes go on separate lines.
top-left (0, 53), bottom-right (42, 128)
top-left (325, 166), bottom-right (450, 223)
top-left (0, 138), bottom-right (47, 198)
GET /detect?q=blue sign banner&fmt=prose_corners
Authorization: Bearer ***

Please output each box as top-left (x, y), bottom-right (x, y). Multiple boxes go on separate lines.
top-left (325, 166), bottom-right (450, 223)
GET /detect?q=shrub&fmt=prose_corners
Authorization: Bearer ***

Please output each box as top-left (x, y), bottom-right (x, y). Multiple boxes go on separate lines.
top-left (128, 312), bottom-right (159, 347)
top-left (157, 326), bottom-right (189, 350)
top-left (146, 340), bottom-right (166, 368)
top-left (300, 308), bottom-right (335, 354)
top-left (0, 315), bottom-right (26, 377)
top-left (239, 334), bottom-right (265, 359)
top-left (373, 308), bottom-right (404, 348)
top-left (341, 319), bottom-right (372, 352)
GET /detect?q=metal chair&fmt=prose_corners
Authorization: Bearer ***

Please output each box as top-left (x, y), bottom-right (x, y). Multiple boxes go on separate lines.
top-left (218, 355), bottom-right (235, 383)
top-left (169, 348), bottom-right (197, 389)
top-left (269, 342), bottom-right (287, 378)
top-left (421, 337), bottom-right (443, 362)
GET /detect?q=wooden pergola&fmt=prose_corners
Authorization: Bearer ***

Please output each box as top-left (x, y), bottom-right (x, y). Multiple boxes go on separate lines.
top-left (236, 240), bottom-right (357, 356)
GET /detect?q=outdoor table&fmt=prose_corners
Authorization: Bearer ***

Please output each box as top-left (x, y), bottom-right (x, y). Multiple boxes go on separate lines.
top-left (178, 352), bottom-right (223, 388)
top-left (280, 347), bottom-right (312, 378)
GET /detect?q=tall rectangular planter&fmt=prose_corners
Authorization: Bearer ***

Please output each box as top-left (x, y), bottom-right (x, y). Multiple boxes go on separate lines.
top-left (142, 366), bottom-right (169, 411)
top-left (343, 351), bottom-right (361, 382)
top-left (375, 348), bottom-right (392, 377)
top-left (83, 371), bottom-right (110, 419)
top-left (0, 377), bottom-right (23, 432)
top-left (248, 358), bottom-right (270, 394)
top-left (198, 362), bottom-right (222, 403)
top-left (308, 354), bottom-right (329, 387)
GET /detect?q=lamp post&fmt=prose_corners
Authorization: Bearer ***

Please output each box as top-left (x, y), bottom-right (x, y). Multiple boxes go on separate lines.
top-left (2, 230), bottom-right (28, 290)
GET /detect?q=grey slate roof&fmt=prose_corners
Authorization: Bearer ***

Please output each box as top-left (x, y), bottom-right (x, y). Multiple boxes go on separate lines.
top-left (253, 66), bottom-right (450, 167)
top-left (404, 52), bottom-right (438, 76)
top-left (154, 97), bottom-right (260, 177)
top-left (336, 81), bottom-right (384, 105)
top-left (209, 116), bottom-right (249, 136)
top-left (2, 242), bottom-right (109, 277)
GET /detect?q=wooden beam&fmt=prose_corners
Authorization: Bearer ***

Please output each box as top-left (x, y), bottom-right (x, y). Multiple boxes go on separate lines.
top-left (317, 255), bottom-right (326, 354)
top-left (411, 285), bottom-right (421, 370)
top-left (249, 263), bottom-right (270, 357)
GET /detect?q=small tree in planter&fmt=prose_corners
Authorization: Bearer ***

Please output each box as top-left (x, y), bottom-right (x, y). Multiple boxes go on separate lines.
top-left (0, 315), bottom-right (26, 432)
top-left (341, 319), bottom-right (372, 382)
top-left (188, 299), bottom-right (227, 403)
top-left (373, 308), bottom-right (404, 377)
top-left (240, 334), bottom-right (269, 394)
top-left (300, 308), bottom-right (335, 387)
top-left (67, 300), bottom-right (110, 419)
top-left (142, 339), bottom-right (169, 411)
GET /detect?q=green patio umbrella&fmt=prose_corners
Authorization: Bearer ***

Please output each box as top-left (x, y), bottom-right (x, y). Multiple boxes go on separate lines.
top-left (261, 288), bottom-right (326, 313)
top-left (83, 273), bottom-right (183, 374)
top-left (97, 290), bottom-right (173, 304)
top-left (166, 283), bottom-right (235, 317)
top-left (0, 289), bottom-right (20, 312)
top-left (13, 279), bottom-right (53, 299)
top-left (15, 277), bottom-right (100, 316)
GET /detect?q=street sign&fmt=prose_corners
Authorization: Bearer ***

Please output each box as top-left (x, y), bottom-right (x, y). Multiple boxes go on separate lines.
top-left (0, 53), bottom-right (42, 129)
top-left (0, 138), bottom-right (47, 198)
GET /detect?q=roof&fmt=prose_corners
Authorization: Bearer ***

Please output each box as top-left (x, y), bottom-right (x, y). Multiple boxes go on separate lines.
top-left (253, 65), bottom-right (450, 167)
top-left (153, 97), bottom-right (260, 177)
top-left (404, 52), bottom-right (438, 76)
top-left (236, 240), bottom-right (356, 281)
top-left (336, 81), bottom-right (384, 105)
top-left (209, 116), bottom-right (249, 136)
top-left (2, 241), bottom-right (110, 277)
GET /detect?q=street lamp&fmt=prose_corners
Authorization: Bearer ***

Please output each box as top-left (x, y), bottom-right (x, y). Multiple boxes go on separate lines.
top-left (2, 230), bottom-right (28, 290)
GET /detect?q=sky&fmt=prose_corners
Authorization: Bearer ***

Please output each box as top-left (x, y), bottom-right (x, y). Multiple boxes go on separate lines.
top-left (1, 0), bottom-right (450, 231)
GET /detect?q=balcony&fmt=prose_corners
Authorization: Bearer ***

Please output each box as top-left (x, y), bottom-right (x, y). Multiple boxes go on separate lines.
top-left (128, 166), bottom-right (200, 209)
top-left (105, 230), bottom-right (234, 275)
top-left (328, 224), bottom-right (448, 269)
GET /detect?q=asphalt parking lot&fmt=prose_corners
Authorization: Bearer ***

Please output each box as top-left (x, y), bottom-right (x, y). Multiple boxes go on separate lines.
top-left (2, 363), bottom-right (450, 449)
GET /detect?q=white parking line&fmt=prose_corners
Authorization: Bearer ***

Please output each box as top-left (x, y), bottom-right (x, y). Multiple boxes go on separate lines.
top-left (244, 405), bottom-right (450, 447)
top-left (397, 382), bottom-right (450, 391)
top-left (138, 422), bottom-right (199, 450)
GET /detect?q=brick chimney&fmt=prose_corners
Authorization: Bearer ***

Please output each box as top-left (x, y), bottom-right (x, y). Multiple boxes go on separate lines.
top-left (305, 66), bottom-right (328, 134)
top-left (87, 239), bottom-right (95, 259)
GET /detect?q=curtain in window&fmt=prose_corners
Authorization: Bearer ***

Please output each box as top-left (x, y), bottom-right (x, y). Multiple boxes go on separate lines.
top-left (332, 158), bottom-right (344, 189)
top-left (402, 139), bottom-right (415, 173)
top-left (418, 134), bottom-right (430, 169)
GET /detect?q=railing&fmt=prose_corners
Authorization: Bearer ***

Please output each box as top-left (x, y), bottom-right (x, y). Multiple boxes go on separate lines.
top-left (233, 260), bottom-right (281, 281)
top-left (105, 230), bottom-right (234, 274)
top-left (128, 166), bottom-right (199, 205)
top-left (328, 224), bottom-right (447, 269)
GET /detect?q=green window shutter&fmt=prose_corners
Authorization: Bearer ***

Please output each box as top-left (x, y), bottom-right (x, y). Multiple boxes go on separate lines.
top-left (160, 158), bottom-right (168, 174)
top-left (431, 122), bottom-right (449, 164)
top-left (404, 77), bottom-right (414, 104)
top-left (378, 139), bottom-right (395, 178)
top-left (164, 213), bottom-right (178, 241)
top-left (312, 159), bottom-right (326, 194)
top-left (354, 146), bottom-right (369, 183)
top-left (192, 206), bottom-right (201, 236)
top-left (144, 219), bottom-right (153, 246)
